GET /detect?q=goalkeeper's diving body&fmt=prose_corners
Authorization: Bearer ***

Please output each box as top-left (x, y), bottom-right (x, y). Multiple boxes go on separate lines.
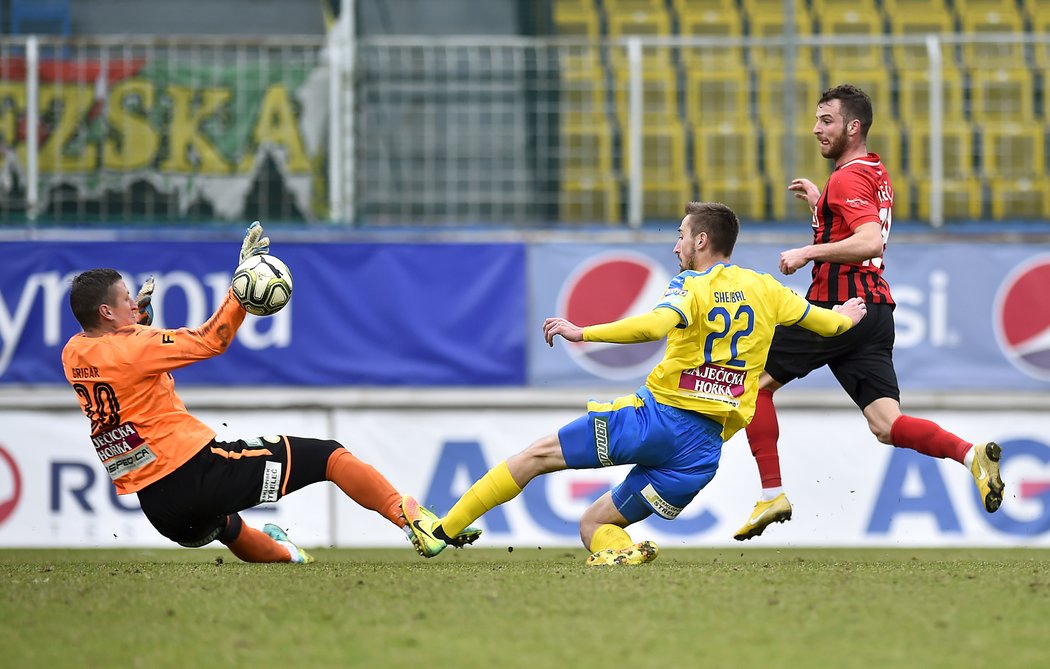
top-left (401, 202), bottom-right (866, 565)
top-left (61, 222), bottom-right (479, 563)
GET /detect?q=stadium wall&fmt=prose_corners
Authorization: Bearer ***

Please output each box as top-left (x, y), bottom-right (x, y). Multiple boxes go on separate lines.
top-left (2, 401), bottom-right (1048, 549)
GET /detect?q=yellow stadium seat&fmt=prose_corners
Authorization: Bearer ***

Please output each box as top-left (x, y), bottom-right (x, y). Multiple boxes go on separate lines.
top-left (970, 68), bottom-right (1034, 124)
top-left (888, 175), bottom-right (911, 221)
top-left (988, 178), bottom-right (1050, 220)
top-left (559, 48), bottom-right (606, 125)
top-left (824, 67), bottom-right (894, 125)
top-left (1023, 0), bottom-right (1046, 22)
top-left (749, 12), bottom-right (816, 71)
top-left (908, 123), bottom-right (976, 180)
top-left (981, 124), bottom-right (1046, 180)
top-left (685, 68), bottom-right (751, 127)
top-left (959, 8), bottom-right (1025, 69)
top-left (677, 4), bottom-right (745, 71)
top-left (816, 8), bottom-right (886, 70)
top-left (887, 12), bottom-right (956, 69)
top-left (561, 120), bottom-right (614, 179)
top-left (673, 0), bottom-right (738, 11)
top-left (639, 178), bottom-right (695, 221)
top-left (754, 69), bottom-right (824, 129)
top-left (605, 0), bottom-right (667, 12)
top-left (763, 126), bottom-right (833, 218)
top-left (553, 0), bottom-right (600, 39)
top-left (612, 67), bottom-right (678, 126)
top-left (954, 0), bottom-right (1024, 16)
top-left (915, 178), bottom-right (983, 220)
top-left (698, 178), bottom-right (767, 220)
top-left (742, 0), bottom-right (812, 23)
top-left (865, 118), bottom-right (902, 183)
top-left (882, 0), bottom-right (952, 15)
top-left (1031, 13), bottom-right (1050, 69)
top-left (560, 177), bottom-right (622, 223)
top-left (607, 5), bottom-right (674, 72)
top-left (695, 123), bottom-right (760, 182)
top-left (622, 118), bottom-right (688, 181)
top-left (810, 0), bottom-right (880, 13)
top-left (898, 67), bottom-right (965, 124)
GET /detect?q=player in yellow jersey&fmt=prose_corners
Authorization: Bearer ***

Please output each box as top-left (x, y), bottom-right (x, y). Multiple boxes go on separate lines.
top-left (62, 222), bottom-right (479, 563)
top-left (400, 202), bottom-right (867, 565)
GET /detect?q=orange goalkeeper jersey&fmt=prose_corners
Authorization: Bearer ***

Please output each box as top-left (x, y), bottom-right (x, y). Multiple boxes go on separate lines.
top-left (61, 288), bottom-right (246, 494)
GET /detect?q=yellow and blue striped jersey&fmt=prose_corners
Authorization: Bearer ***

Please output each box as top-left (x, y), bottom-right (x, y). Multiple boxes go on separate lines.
top-left (646, 262), bottom-right (819, 441)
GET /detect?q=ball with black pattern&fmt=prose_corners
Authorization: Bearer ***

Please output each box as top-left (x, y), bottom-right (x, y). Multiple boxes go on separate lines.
top-left (231, 254), bottom-right (293, 316)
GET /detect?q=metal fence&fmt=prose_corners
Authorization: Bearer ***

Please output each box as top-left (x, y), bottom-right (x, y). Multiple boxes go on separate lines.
top-left (1, 32), bottom-right (1048, 228)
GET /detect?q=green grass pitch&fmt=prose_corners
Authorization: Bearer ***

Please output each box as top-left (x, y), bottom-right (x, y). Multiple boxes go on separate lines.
top-left (2, 547), bottom-right (1047, 668)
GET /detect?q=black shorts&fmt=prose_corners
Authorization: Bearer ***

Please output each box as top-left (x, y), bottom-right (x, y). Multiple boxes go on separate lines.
top-left (137, 435), bottom-right (341, 547)
top-left (764, 302), bottom-right (900, 410)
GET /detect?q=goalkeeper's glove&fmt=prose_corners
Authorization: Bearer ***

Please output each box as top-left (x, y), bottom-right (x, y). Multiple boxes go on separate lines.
top-left (239, 220), bottom-right (270, 264)
top-left (135, 275), bottom-right (155, 326)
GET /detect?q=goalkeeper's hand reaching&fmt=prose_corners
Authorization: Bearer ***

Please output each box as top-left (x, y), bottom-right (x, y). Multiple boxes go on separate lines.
top-left (239, 220), bottom-right (270, 264)
top-left (135, 275), bottom-right (155, 326)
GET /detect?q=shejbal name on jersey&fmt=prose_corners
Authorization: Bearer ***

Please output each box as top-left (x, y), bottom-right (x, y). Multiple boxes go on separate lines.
top-left (713, 290), bottom-right (746, 303)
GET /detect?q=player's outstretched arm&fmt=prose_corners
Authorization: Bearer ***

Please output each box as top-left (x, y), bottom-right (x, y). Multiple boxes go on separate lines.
top-left (797, 297), bottom-right (867, 336)
top-left (546, 308), bottom-right (680, 347)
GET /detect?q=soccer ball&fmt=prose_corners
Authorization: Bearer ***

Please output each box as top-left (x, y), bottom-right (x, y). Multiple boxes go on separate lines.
top-left (231, 254), bottom-right (293, 316)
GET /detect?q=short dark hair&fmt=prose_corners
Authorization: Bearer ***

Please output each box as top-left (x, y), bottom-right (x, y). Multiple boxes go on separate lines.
top-left (70, 268), bottom-right (123, 330)
top-left (820, 84), bottom-right (873, 138)
top-left (684, 202), bottom-right (740, 257)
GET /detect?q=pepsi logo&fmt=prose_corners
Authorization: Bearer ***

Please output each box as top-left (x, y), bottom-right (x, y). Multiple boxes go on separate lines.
top-left (0, 445), bottom-right (22, 527)
top-left (994, 255), bottom-right (1050, 381)
top-left (557, 252), bottom-right (672, 380)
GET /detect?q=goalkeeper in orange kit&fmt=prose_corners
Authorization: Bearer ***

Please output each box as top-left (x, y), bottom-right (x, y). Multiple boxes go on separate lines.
top-left (61, 222), bottom-right (479, 562)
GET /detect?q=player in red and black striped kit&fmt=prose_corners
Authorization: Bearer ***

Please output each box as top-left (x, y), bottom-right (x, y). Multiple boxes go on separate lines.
top-left (734, 84), bottom-right (1005, 540)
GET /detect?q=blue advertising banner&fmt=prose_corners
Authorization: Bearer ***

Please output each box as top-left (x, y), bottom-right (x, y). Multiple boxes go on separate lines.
top-left (0, 242), bottom-right (526, 386)
top-left (527, 242), bottom-right (1050, 392)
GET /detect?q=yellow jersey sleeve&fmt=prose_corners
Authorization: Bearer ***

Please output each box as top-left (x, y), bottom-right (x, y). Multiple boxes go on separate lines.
top-left (583, 307), bottom-right (681, 344)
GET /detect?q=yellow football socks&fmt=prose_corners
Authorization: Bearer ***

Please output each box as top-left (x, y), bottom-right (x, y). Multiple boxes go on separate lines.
top-left (589, 524), bottom-right (634, 552)
top-left (439, 461), bottom-right (522, 536)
